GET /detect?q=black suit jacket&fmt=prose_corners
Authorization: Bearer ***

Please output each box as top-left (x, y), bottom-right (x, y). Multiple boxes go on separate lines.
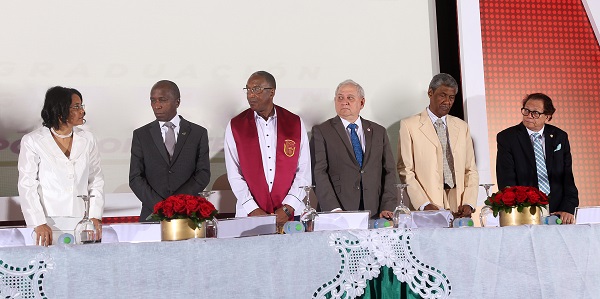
top-left (311, 116), bottom-right (397, 217)
top-left (496, 123), bottom-right (578, 214)
top-left (129, 116), bottom-right (211, 220)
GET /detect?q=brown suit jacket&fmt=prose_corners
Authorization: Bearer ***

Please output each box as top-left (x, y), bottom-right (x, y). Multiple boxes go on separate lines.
top-left (397, 109), bottom-right (479, 211)
top-left (311, 116), bottom-right (397, 217)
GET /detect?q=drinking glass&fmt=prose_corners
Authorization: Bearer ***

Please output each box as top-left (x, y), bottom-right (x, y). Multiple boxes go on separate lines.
top-left (393, 183), bottom-right (412, 228)
top-left (199, 191), bottom-right (217, 238)
top-left (74, 195), bottom-right (98, 244)
top-left (299, 185), bottom-right (318, 232)
top-left (479, 184), bottom-right (496, 227)
top-left (199, 191), bottom-right (215, 199)
top-left (479, 183), bottom-right (495, 198)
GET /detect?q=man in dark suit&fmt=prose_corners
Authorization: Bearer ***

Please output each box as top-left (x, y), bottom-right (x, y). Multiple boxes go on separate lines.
top-left (497, 93), bottom-right (578, 224)
top-left (129, 80), bottom-right (210, 221)
top-left (311, 79), bottom-right (396, 218)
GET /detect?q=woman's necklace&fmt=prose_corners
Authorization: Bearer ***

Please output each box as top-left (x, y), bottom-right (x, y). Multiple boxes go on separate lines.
top-left (50, 127), bottom-right (73, 138)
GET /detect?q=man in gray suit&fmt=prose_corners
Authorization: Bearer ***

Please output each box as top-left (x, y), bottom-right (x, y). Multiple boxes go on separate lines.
top-left (129, 80), bottom-right (211, 221)
top-left (311, 80), bottom-right (396, 218)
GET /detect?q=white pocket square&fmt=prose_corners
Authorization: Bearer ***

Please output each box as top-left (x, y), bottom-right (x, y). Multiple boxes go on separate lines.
top-left (554, 144), bottom-right (562, 152)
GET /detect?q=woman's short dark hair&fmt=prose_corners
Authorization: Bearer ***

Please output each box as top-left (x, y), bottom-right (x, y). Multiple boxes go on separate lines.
top-left (41, 86), bottom-right (83, 129)
top-left (522, 93), bottom-right (556, 121)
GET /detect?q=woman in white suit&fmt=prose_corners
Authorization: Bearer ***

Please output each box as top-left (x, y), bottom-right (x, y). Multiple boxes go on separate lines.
top-left (18, 86), bottom-right (104, 246)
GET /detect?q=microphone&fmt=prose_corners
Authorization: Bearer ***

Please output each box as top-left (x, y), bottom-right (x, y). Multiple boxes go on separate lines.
top-left (452, 217), bottom-right (474, 228)
top-left (283, 221), bottom-right (305, 234)
top-left (543, 215), bottom-right (562, 225)
top-left (373, 218), bottom-right (394, 229)
top-left (57, 233), bottom-right (76, 244)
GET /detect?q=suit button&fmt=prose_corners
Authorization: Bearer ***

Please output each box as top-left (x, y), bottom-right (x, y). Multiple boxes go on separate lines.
top-left (169, 170), bottom-right (173, 174)
top-left (360, 170), bottom-right (365, 174)
top-left (356, 186), bottom-right (360, 190)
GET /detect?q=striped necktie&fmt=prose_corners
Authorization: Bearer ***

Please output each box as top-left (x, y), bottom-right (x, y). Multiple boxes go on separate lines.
top-left (532, 133), bottom-right (550, 195)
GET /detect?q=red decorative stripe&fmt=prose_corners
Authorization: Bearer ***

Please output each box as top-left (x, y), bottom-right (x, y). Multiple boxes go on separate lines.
top-left (102, 216), bottom-right (140, 224)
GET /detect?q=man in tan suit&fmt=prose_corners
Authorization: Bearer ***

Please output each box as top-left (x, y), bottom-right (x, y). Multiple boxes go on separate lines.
top-left (397, 73), bottom-right (478, 216)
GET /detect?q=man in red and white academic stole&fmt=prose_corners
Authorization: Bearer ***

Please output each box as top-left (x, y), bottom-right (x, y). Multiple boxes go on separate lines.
top-left (224, 71), bottom-right (311, 227)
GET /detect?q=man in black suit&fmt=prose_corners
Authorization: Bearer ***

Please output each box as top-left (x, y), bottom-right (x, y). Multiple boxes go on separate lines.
top-left (496, 93), bottom-right (578, 224)
top-left (311, 79), bottom-right (396, 218)
top-left (129, 80), bottom-right (210, 221)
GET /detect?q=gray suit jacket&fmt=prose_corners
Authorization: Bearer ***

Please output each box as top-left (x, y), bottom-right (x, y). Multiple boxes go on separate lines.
top-left (311, 116), bottom-right (397, 217)
top-left (129, 116), bottom-right (210, 220)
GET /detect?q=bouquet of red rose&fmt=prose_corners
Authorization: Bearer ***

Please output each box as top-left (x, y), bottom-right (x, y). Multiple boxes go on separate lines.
top-left (484, 186), bottom-right (549, 217)
top-left (148, 194), bottom-right (218, 227)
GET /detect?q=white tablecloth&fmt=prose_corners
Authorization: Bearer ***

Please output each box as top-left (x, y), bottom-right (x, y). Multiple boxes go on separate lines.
top-left (0, 224), bottom-right (599, 298)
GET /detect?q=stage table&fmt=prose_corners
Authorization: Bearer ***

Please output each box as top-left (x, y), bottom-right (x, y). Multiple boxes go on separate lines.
top-left (0, 224), bottom-right (599, 298)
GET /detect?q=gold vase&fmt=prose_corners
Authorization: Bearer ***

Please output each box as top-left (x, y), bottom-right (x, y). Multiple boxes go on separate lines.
top-left (161, 219), bottom-right (205, 241)
top-left (499, 206), bottom-right (541, 226)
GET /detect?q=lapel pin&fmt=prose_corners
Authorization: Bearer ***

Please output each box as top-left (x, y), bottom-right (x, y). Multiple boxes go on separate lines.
top-left (367, 128), bottom-right (371, 132)
top-left (181, 132), bottom-right (187, 135)
top-left (550, 134), bottom-right (553, 138)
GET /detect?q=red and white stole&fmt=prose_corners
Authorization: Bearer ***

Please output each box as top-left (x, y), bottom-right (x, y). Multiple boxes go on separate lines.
top-left (231, 105), bottom-right (301, 215)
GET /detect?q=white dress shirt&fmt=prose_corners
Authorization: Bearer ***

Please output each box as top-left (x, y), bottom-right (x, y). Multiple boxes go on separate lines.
top-left (159, 114), bottom-right (181, 143)
top-left (224, 110), bottom-right (311, 216)
top-left (17, 126), bottom-right (105, 227)
top-left (427, 107), bottom-right (448, 128)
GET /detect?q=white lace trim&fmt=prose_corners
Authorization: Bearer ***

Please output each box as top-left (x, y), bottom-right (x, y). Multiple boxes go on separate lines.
top-left (0, 253), bottom-right (54, 299)
top-left (313, 229), bottom-right (451, 299)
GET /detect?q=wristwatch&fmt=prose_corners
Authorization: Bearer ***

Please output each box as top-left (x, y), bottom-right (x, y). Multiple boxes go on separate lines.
top-left (282, 205), bottom-right (292, 217)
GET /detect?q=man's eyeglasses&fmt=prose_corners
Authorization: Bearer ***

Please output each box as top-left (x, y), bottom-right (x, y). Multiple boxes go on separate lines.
top-left (243, 86), bottom-right (273, 95)
top-left (70, 104), bottom-right (85, 111)
top-left (521, 107), bottom-right (544, 119)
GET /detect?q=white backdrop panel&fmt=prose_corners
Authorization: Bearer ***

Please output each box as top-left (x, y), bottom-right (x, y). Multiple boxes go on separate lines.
top-left (0, 0), bottom-right (438, 195)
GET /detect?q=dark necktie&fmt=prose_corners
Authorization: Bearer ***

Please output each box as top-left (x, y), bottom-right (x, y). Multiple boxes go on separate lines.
top-left (164, 121), bottom-right (176, 160)
top-left (348, 123), bottom-right (363, 167)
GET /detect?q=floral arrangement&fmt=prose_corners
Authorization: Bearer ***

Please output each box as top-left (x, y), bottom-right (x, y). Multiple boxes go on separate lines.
top-left (148, 194), bottom-right (218, 227)
top-left (484, 186), bottom-right (549, 217)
